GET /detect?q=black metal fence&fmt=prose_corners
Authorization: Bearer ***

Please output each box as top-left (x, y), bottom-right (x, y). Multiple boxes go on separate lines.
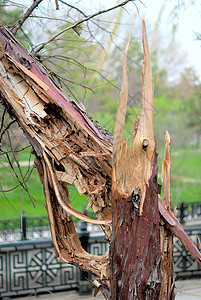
top-left (0, 201), bottom-right (201, 298)
top-left (0, 215), bottom-right (50, 242)
top-left (0, 235), bottom-right (108, 298)
top-left (0, 211), bottom-right (97, 242)
top-left (174, 226), bottom-right (201, 278)
top-left (174, 201), bottom-right (201, 224)
top-left (0, 230), bottom-right (200, 298)
top-left (0, 201), bottom-right (200, 242)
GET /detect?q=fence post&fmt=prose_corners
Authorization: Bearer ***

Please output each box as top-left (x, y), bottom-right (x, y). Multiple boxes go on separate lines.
top-left (21, 210), bottom-right (27, 240)
top-left (78, 207), bottom-right (92, 295)
top-left (180, 203), bottom-right (186, 225)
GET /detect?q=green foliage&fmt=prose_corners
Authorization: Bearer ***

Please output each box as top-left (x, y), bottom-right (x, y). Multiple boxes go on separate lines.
top-left (0, 165), bottom-right (88, 219)
top-left (185, 89), bottom-right (201, 130)
top-left (1, 146), bottom-right (200, 219)
top-left (0, 1), bottom-right (31, 48)
top-left (0, 2), bottom-right (22, 26)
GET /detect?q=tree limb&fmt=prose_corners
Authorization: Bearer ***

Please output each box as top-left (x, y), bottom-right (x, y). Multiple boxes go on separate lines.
top-left (11, 0), bottom-right (44, 36)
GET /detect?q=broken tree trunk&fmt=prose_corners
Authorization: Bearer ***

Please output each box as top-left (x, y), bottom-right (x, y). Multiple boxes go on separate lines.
top-left (111, 21), bottom-right (161, 299)
top-left (111, 21), bottom-right (201, 299)
top-left (0, 20), bottom-right (201, 300)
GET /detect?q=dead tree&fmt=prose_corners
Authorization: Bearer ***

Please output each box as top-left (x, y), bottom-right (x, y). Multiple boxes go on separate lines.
top-left (0, 20), bottom-right (200, 299)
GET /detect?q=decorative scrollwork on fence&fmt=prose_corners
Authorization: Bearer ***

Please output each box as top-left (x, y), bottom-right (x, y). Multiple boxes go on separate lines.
top-left (0, 229), bottom-right (201, 297)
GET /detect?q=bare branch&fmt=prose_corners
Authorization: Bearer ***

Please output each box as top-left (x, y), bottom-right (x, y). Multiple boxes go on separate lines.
top-left (55, 0), bottom-right (59, 10)
top-left (0, 119), bottom-right (16, 144)
top-left (0, 107), bottom-right (6, 134)
top-left (11, 0), bottom-right (44, 36)
top-left (33, 0), bottom-right (136, 55)
top-left (6, 132), bottom-right (36, 207)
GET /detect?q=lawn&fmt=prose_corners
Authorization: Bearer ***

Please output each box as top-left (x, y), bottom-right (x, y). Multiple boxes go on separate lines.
top-left (157, 148), bottom-right (201, 203)
top-left (0, 148), bottom-right (88, 219)
top-left (0, 147), bottom-right (200, 219)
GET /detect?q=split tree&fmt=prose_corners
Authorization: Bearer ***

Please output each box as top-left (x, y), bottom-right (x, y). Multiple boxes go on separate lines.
top-left (0, 16), bottom-right (201, 300)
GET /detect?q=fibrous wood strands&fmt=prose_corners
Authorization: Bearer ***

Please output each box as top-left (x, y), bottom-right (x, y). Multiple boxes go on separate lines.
top-left (0, 20), bottom-right (200, 299)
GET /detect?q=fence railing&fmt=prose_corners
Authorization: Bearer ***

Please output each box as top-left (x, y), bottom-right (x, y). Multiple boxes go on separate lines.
top-left (0, 215), bottom-right (50, 242)
top-left (0, 201), bottom-right (200, 242)
top-left (0, 211), bottom-right (98, 242)
top-left (0, 229), bottom-right (201, 298)
top-left (173, 226), bottom-right (201, 278)
top-left (173, 201), bottom-right (201, 224)
top-left (0, 225), bottom-right (201, 298)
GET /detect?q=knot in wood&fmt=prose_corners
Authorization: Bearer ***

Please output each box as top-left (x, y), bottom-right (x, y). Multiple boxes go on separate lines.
top-left (142, 138), bottom-right (149, 151)
top-left (131, 187), bottom-right (141, 211)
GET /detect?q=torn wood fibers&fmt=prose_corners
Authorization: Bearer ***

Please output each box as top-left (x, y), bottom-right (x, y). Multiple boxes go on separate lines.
top-left (0, 20), bottom-right (200, 299)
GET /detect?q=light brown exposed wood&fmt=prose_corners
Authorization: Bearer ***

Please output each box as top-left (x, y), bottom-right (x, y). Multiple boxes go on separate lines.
top-left (159, 132), bottom-right (174, 300)
top-left (112, 38), bottom-right (130, 166)
top-left (162, 130), bottom-right (171, 208)
top-left (111, 20), bottom-right (161, 299)
top-left (131, 20), bottom-right (155, 216)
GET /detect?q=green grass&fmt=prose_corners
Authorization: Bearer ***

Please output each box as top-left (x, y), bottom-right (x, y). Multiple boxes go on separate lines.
top-left (0, 146), bottom-right (200, 219)
top-left (157, 148), bottom-right (201, 204)
top-left (0, 147), bottom-right (88, 219)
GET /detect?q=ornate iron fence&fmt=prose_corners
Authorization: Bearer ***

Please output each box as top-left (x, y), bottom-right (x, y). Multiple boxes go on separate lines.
top-left (0, 234), bottom-right (109, 298)
top-left (0, 201), bottom-right (200, 242)
top-left (173, 226), bottom-right (201, 278)
top-left (0, 229), bottom-right (201, 298)
top-left (0, 239), bottom-right (78, 298)
top-left (173, 201), bottom-right (201, 224)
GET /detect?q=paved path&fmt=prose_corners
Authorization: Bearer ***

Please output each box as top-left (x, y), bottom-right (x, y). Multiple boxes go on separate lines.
top-left (176, 278), bottom-right (201, 299)
top-left (16, 278), bottom-right (201, 299)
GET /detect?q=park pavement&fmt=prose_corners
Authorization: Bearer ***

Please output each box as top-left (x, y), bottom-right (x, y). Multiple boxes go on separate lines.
top-left (16, 278), bottom-right (201, 299)
top-left (176, 278), bottom-right (201, 299)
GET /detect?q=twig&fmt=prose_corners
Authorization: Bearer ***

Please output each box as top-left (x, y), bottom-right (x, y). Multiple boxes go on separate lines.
top-left (55, 0), bottom-right (59, 10)
top-left (11, 0), bottom-right (44, 36)
top-left (7, 132), bottom-right (36, 207)
top-left (0, 107), bottom-right (7, 133)
top-left (0, 181), bottom-right (17, 212)
top-left (0, 119), bottom-right (16, 144)
top-left (33, 0), bottom-right (135, 55)
top-left (197, 234), bottom-right (201, 248)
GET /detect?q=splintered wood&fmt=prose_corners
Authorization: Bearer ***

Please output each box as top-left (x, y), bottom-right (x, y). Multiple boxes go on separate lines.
top-left (0, 25), bottom-right (112, 284)
top-left (159, 131), bottom-right (174, 300)
top-left (111, 20), bottom-right (161, 299)
top-left (0, 21), bottom-right (201, 300)
top-left (111, 20), bottom-right (201, 300)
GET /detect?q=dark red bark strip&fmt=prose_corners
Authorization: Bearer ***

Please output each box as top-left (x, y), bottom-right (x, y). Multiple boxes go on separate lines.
top-left (0, 26), bottom-right (112, 146)
top-left (111, 152), bottom-right (161, 299)
top-left (159, 197), bottom-right (201, 264)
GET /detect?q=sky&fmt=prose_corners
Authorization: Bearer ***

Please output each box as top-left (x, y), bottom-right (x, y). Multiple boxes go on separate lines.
top-left (91, 0), bottom-right (201, 79)
top-left (142, 0), bottom-right (201, 79)
top-left (84, 0), bottom-right (201, 80)
top-left (15, 0), bottom-right (201, 80)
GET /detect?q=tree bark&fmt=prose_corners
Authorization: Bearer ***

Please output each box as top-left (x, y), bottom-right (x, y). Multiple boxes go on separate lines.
top-left (111, 21), bottom-right (161, 299)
